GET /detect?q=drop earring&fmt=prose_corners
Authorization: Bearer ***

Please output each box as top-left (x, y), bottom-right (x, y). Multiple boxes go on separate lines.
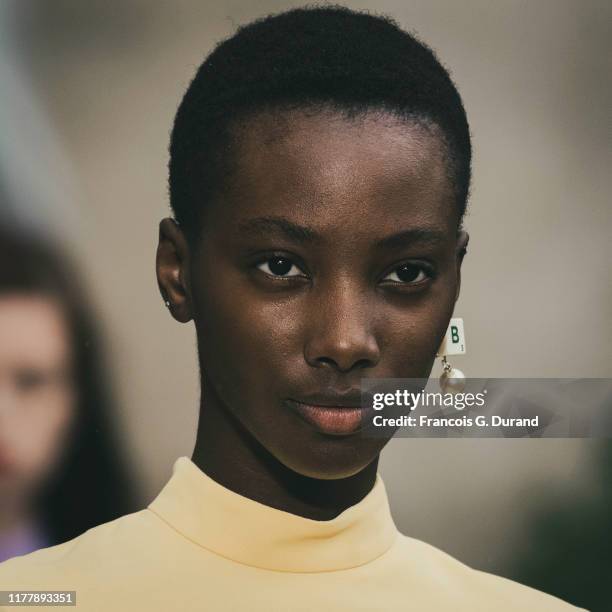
top-left (436, 317), bottom-right (466, 394)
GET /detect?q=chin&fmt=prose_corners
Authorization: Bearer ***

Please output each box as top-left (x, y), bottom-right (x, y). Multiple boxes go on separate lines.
top-left (273, 439), bottom-right (385, 480)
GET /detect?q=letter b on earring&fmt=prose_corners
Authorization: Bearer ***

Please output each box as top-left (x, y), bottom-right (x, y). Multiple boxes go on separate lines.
top-left (436, 318), bottom-right (466, 393)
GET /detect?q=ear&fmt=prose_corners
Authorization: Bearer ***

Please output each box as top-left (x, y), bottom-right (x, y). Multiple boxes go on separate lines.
top-left (454, 229), bottom-right (469, 303)
top-left (156, 218), bottom-right (193, 323)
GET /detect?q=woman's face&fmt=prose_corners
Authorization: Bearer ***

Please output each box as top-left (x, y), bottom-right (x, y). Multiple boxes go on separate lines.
top-left (0, 295), bottom-right (76, 509)
top-left (162, 108), bottom-right (468, 479)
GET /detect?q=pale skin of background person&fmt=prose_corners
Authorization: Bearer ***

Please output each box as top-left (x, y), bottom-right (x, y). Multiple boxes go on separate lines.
top-left (0, 296), bottom-right (75, 546)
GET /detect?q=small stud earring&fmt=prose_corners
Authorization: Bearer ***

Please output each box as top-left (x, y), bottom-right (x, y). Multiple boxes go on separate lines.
top-left (164, 300), bottom-right (171, 308)
top-left (436, 317), bottom-right (466, 394)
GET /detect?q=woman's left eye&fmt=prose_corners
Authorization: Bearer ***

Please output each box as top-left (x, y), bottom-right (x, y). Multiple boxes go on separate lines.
top-left (383, 263), bottom-right (431, 284)
top-left (256, 256), bottom-right (305, 278)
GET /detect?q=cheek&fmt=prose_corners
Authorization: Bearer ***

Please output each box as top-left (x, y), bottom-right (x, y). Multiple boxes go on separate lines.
top-left (194, 283), bottom-right (302, 409)
top-left (380, 289), bottom-right (456, 377)
top-left (1, 389), bottom-right (76, 488)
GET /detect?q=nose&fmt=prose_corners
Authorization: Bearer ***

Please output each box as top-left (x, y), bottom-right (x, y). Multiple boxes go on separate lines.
top-left (303, 279), bottom-right (380, 373)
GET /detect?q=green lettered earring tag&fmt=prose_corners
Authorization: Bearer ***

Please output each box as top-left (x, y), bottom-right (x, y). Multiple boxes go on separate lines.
top-left (436, 317), bottom-right (466, 357)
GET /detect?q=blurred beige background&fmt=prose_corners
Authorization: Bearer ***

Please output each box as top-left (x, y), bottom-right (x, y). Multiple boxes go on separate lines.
top-left (1, 0), bottom-right (610, 576)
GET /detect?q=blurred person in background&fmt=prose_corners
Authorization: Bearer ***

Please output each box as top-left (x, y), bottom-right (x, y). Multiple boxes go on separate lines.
top-left (0, 222), bottom-right (141, 562)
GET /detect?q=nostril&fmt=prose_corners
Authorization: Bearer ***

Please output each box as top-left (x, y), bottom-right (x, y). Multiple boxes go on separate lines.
top-left (315, 356), bottom-right (374, 373)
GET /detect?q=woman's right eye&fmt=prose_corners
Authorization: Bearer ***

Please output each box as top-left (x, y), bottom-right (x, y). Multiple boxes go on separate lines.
top-left (255, 256), bottom-right (305, 278)
top-left (15, 369), bottom-right (48, 392)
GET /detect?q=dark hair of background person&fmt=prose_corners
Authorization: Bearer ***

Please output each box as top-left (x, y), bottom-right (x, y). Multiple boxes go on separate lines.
top-left (168, 4), bottom-right (472, 244)
top-left (0, 222), bottom-right (142, 546)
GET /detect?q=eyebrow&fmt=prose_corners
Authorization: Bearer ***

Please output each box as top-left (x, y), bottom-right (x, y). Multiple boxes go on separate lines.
top-left (236, 215), bottom-right (447, 248)
top-left (375, 228), bottom-right (447, 250)
top-left (236, 216), bottom-right (320, 245)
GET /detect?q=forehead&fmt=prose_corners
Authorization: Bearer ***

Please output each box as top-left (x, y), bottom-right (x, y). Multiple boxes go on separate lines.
top-left (210, 107), bottom-right (457, 239)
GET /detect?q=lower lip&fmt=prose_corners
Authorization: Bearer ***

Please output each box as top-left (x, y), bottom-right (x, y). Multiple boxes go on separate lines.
top-left (285, 400), bottom-right (371, 435)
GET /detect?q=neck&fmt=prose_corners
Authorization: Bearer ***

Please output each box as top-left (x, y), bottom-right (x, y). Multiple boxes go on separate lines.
top-left (191, 377), bottom-right (379, 521)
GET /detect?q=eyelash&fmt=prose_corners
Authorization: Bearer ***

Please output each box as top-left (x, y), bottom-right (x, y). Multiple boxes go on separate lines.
top-left (254, 254), bottom-right (435, 287)
top-left (256, 256), bottom-right (306, 279)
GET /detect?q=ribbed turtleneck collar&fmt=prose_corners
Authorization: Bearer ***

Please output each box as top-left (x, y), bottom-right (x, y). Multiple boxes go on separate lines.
top-left (148, 457), bottom-right (398, 573)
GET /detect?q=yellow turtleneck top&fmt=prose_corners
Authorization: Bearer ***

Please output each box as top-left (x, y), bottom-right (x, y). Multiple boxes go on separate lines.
top-left (0, 457), bottom-right (583, 611)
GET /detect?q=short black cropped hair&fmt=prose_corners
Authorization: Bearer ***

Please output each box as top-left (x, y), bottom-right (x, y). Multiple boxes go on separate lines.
top-left (169, 4), bottom-right (471, 241)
